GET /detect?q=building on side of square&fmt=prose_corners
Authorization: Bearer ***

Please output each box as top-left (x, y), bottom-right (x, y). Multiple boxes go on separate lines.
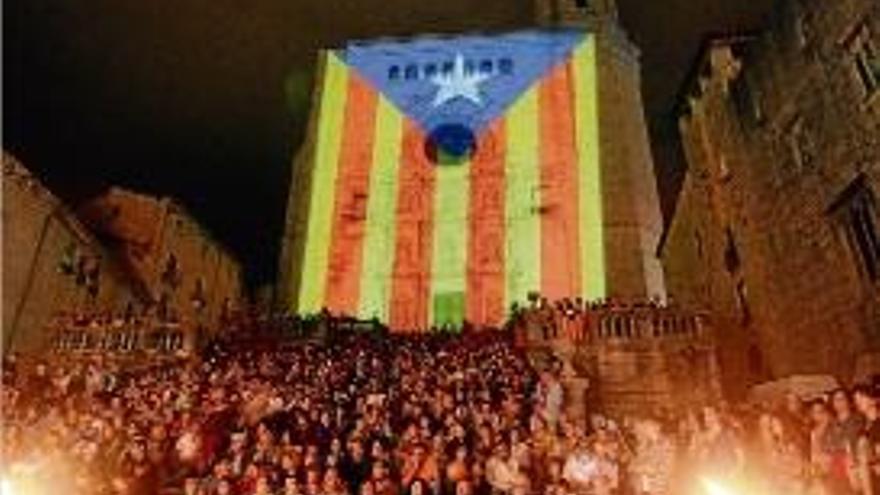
top-left (661, 0), bottom-right (880, 398)
top-left (78, 187), bottom-right (243, 348)
top-left (2, 152), bottom-right (148, 352)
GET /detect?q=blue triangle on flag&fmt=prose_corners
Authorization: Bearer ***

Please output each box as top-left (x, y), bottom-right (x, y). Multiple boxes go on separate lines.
top-left (338, 29), bottom-right (587, 135)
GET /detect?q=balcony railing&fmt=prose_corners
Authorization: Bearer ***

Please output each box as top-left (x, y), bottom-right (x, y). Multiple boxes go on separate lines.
top-left (514, 304), bottom-right (712, 347)
top-left (593, 308), bottom-right (708, 341)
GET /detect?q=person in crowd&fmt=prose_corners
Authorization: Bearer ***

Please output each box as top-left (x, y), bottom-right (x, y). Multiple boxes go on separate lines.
top-left (855, 386), bottom-right (880, 495)
top-left (832, 389), bottom-right (866, 455)
top-left (535, 370), bottom-right (564, 430)
top-left (692, 406), bottom-right (745, 483)
top-left (628, 418), bottom-right (675, 495)
top-left (810, 398), bottom-right (857, 495)
top-left (755, 411), bottom-right (807, 494)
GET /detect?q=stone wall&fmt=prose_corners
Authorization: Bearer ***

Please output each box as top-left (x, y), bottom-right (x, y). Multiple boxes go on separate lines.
top-left (523, 306), bottom-right (720, 417)
top-left (2, 153), bottom-right (142, 353)
top-left (595, 22), bottom-right (667, 301)
top-left (662, 0), bottom-right (880, 396)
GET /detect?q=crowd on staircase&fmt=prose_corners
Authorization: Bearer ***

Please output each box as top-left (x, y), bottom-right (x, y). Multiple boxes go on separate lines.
top-left (4, 304), bottom-right (880, 495)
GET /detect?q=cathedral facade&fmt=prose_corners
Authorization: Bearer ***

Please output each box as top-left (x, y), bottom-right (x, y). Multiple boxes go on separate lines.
top-left (279, 0), bottom-right (666, 331)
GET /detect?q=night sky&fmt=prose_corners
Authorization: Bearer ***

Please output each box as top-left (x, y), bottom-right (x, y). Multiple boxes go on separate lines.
top-left (5, 0), bottom-right (774, 289)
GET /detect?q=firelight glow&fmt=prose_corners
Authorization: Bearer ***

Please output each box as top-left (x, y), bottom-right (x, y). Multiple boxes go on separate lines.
top-left (700, 478), bottom-right (736, 495)
top-left (1, 476), bottom-right (17, 495)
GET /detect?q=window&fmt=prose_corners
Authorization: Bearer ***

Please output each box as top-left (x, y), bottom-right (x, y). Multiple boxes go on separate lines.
top-left (786, 116), bottom-right (815, 172)
top-left (404, 64), bottom-right (419, 80)
top-left (161, 254), bottom-right (181, 289)
top-left (498, 58), bottom-right (513, 75)
top-left (747, 343), bottom-right (766, 378)
top-left (479, 59), bottom-right (494, 75)
top-left (735, 280), bottom-right (752, 326)
top-left (785, 1), bottom-right (812, 52)
top-left (343, 191), bottom-right (368, 221)
top-left (850, 201), bottom-right (880, 279)
top-left (830, 177), bottom-right (880, 282)
top-left (730, 73), bottom-right (764, 125)
top-left (388, 65), bottom-right (400, 80)
top-left (717, 154), bottom-right (731, 182)
top-left (441, 61), bottom-right (455, 76)
top-left (849, 23), bottom-right (879, 97)
top-left (793, 12), bottom-right (810, 50)
top-left (423, 63), bottom-right (437, 79)
top-left (464, 59), bottom-right (476, 76)
top-left (694, 230), bottom-right (704, 259)
top-left (724, 227), bottom-right (741, 274)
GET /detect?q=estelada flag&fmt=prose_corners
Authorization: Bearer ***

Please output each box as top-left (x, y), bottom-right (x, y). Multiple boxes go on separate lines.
top-left (289, 29), bottom-right (605, 331)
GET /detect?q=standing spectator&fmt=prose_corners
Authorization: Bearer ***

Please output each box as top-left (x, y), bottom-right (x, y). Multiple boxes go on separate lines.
top-left (855, 386), bottom-right (880, 495)
top-left (628, 418), bottom-right (675, 495)
top-left (692, 406), bottom-right (744, 482)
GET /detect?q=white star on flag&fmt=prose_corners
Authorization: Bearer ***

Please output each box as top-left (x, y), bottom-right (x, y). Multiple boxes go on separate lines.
top-left (430, 53), bottom-right (490, 108)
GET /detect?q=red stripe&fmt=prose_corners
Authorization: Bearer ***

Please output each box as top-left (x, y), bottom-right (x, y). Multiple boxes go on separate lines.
top-left (324, 74), bottom-right (379, 315)
top-left (389, 119), bottom-right (436, 331)
top-left (539, 62), bottom-right (582, 300)
top-left (466, 120), bottom-right (506, 327)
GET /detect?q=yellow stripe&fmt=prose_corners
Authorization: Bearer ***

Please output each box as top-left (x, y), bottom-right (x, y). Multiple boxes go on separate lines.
top-left (572, 37), bottom-right (606, 299)
top-left (431, 155), bottom-right (470, 326)
top-left (298, 52), bottom-right (349, 313)
top-left (357, 96), bottom-right (403, 321)
top-left (504, 88), bottom-right (541, 310)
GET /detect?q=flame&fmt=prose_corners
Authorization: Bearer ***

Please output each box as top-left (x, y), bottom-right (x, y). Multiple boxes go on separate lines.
top-left (2, 477), bottom-right (17, 495)
top-left (700, 477), bottom-right (737, 495)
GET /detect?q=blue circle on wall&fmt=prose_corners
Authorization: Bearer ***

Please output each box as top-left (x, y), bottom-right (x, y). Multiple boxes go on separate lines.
top-left (425, 123), bottom-right (476, 165)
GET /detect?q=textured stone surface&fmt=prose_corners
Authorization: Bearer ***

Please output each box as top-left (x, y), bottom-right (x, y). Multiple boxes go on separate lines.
top-left (79, 188), bottom-right (243, 338)
top-left (595, 22), bottom-right (667, 301)
top-left (2, 153), bottom-right (141, 352)
top-left (662, 0), bottom-right (880, 397)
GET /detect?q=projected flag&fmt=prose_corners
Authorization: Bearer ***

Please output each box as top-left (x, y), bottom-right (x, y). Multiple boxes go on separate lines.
top-left (290, 29), bottom-right (605, 330)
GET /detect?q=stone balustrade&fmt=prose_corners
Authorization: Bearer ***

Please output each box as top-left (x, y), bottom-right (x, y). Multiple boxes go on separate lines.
top-left (518, 305), bottom-right (720, 417)
top-left (516, 304), bottom-right (711, 347)
top-left (592, 307), bottom-right (709, 342)
top-left (50, 325), bottom-right (186, 356)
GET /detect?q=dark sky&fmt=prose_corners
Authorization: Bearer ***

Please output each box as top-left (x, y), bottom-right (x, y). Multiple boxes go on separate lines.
top-left (5, 0), bottom-right (775, 288)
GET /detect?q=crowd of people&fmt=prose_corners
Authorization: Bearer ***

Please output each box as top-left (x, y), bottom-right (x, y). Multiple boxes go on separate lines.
top-left (6, 316), bottom-right (880, 495)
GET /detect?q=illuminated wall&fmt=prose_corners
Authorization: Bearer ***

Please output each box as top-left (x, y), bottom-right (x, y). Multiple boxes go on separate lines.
top-left (286, 30), bottom-right (604, 330)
